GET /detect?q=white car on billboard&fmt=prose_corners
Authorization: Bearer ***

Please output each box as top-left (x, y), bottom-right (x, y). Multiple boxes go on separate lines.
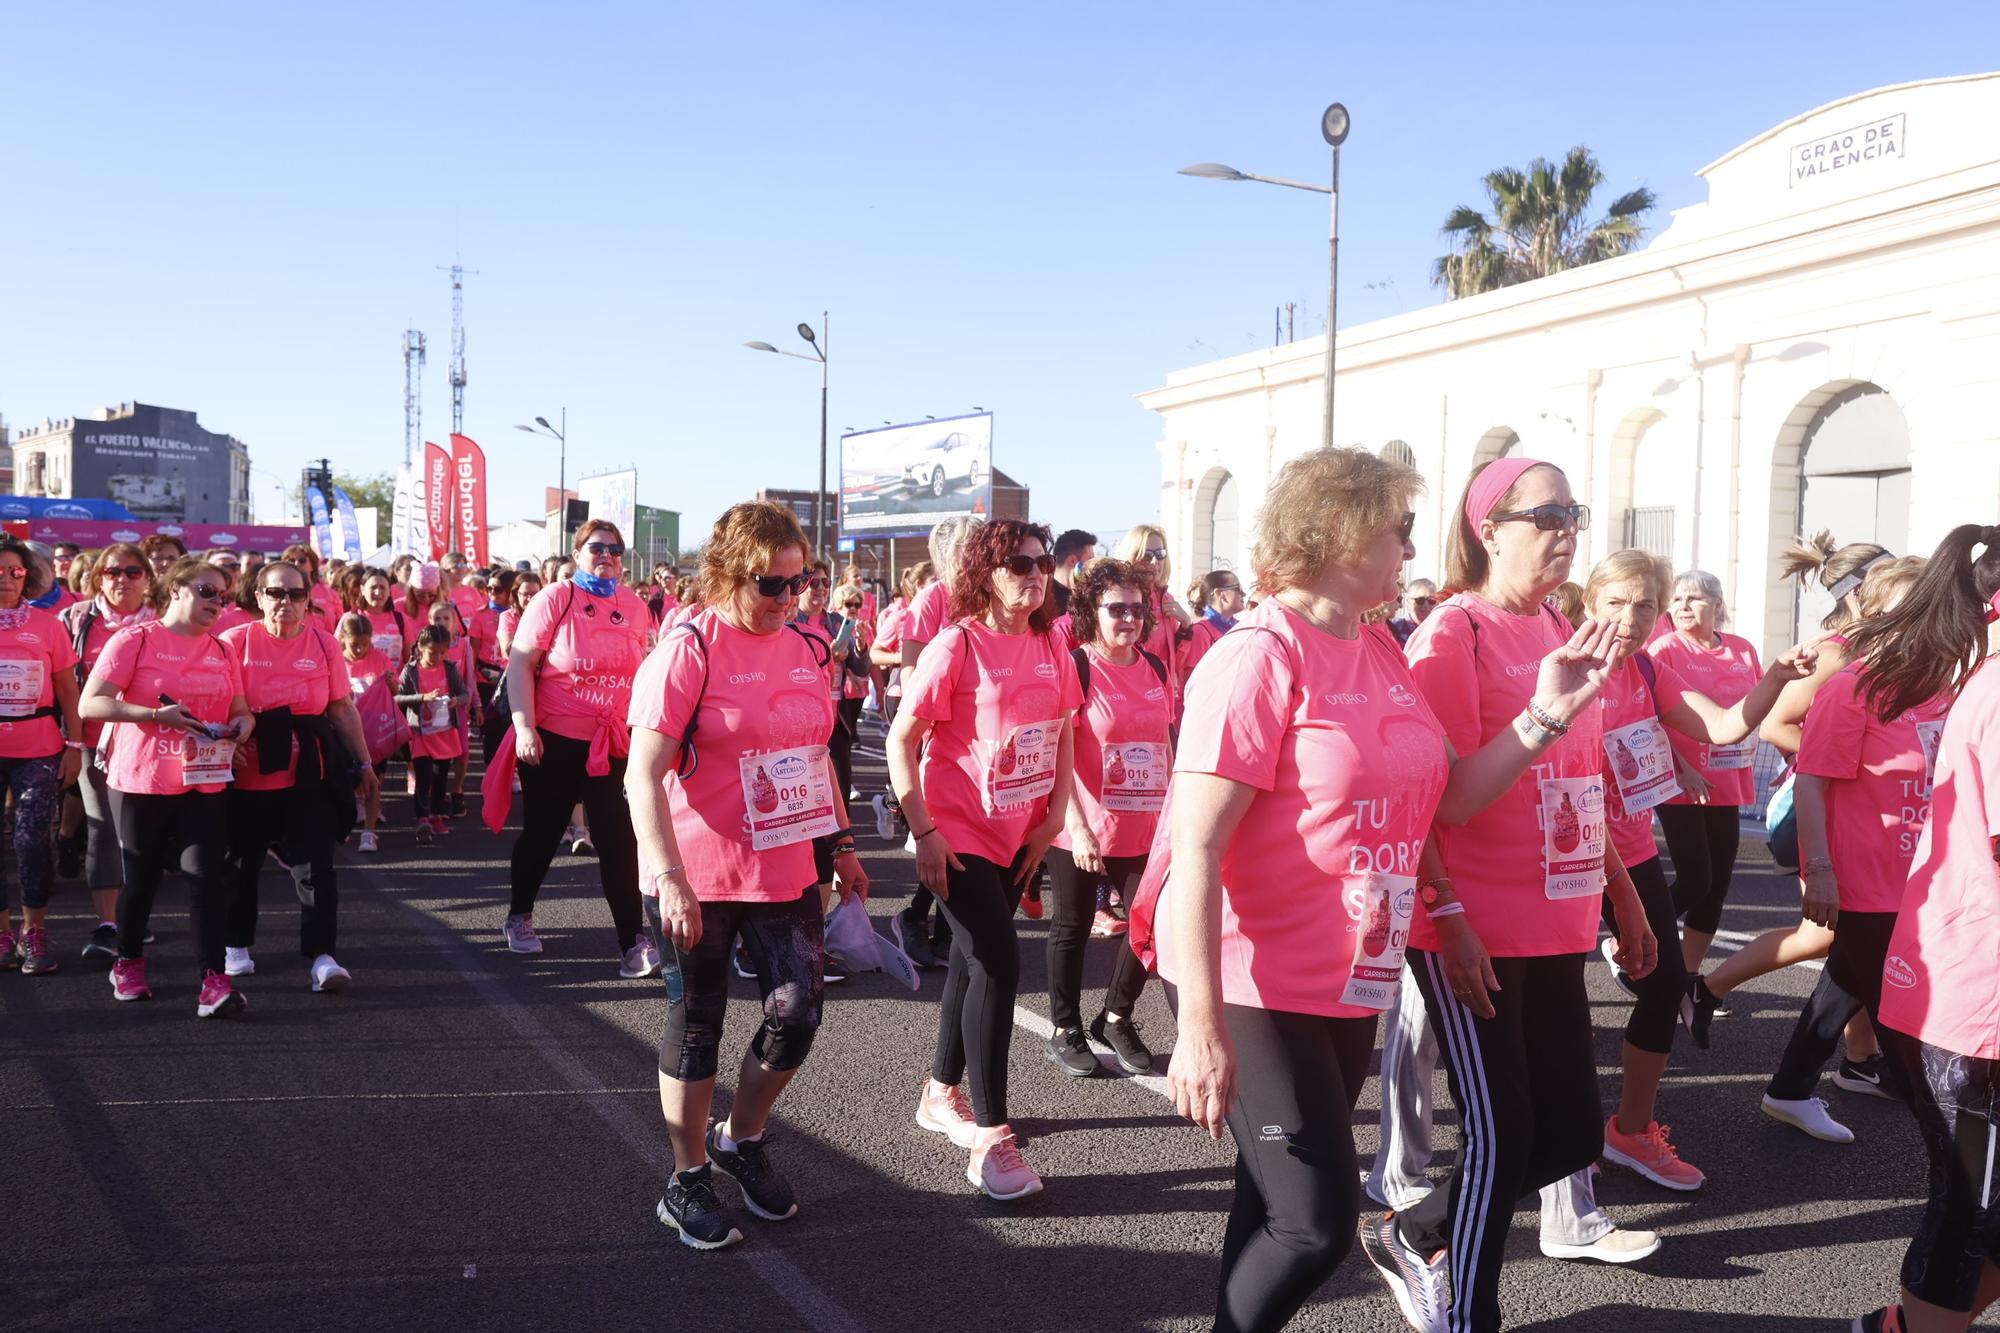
top-left (903, 432), bottom-right (986, 498)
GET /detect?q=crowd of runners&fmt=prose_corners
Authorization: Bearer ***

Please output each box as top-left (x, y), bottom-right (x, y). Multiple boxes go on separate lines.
top-left (3, 449), bottom-right (1996, 1333)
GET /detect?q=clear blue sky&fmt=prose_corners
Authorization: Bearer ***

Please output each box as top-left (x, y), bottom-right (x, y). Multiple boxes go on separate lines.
top-left (4, 3), bottom-right (1993, 548)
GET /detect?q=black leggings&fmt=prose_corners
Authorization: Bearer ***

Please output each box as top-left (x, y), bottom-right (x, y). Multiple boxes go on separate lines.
top-left (1044, 847), bottom-right (1149, 1031)
top-left (412, 755), bottom-right (452, 819)
top-left (1605, 856), bottom-right (1686, 1055)
top-left (828, 696), bottom-right (862, 798)
top-left (1403, 949), bottom-right (1602, 1333)
top-left (1884, 1030), bottom-right (2000, 1312)
top-left (646, 886), bottom-right (824, 1085)
top-left (1769, 910), bottom-right (1897, 1100)
top-left (224, 786), bottom-right (341, 960)
top-left (1203, 997), bottom-right (1374, 1333)
top-left (1658, 802), bottom-right (1741, 935)
top-left (931, 850), bottom-right (1026, 1127)
top-left (509, 729), bottom-right (642, 951)
top-left (109, 789), bottom-right (228, 973)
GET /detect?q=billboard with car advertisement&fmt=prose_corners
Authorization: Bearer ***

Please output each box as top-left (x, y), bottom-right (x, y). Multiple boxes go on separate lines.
top-left (839, 412), bottom-right (992, 538)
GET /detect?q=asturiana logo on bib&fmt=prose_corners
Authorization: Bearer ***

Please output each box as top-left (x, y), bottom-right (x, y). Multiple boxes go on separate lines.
top-left (771, 754), bottom-right (808, 780)
top-left (788, 667), bottom-right (818, 685)
top-left (1388, 683), bottom-right (1417, 707)
top-left (1884, 955), bottom-right (1918, 989)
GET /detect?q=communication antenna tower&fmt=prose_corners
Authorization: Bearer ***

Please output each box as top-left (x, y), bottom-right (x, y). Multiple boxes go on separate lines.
top-left (401, 330), bottom-right (426, 468)
top-left (437, 262), bottom-right (477, 433)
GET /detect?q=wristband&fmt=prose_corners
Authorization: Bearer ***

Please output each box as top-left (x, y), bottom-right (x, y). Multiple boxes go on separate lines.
top-left (651, 866), bottom-right (685, 884)
top-left (909, 825), bottom-right (936, 842)
top-left (1514, 711), bottom-right (1561, 747)
top-left (832, 842), bottom-right (857, 856)
top-left (1426, 902), bottom-right (1467, 919)
top-left (1525, 700), bottom-right (1572, 736)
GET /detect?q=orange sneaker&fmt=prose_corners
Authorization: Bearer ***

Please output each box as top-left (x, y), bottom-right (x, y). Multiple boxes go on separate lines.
top-left (1601, 1116), bottom-right (1704, 1191)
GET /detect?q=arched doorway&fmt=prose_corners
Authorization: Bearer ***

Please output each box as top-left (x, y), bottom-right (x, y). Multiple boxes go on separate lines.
top-left (1608, 408), bottom-right (1672, 558)
top-left (1189, 467), bottom-right (1237, 576)
top-left (1770, 381), bottom-right (1911, 638)
top-left (1381, 439), bottom-right (1417, 469)
top-left (1473, 427), bottom-right (1520, 469)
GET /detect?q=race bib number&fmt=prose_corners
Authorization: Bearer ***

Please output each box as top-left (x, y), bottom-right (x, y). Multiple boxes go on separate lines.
top-left (0, 658), bottom-right (46, 718)
top-left (420, 698), bottom-right (452, 734)
top-left (1604, 717), bottom-right (1680, 814)
top-left (1101, 741), bottom-right (1166, 813)
top-left (1707, 737), bottom-right (1757, 771)
top-left (980, 718), bottom-right (1063, 813)
top-left (1340, 872), bottom-right (1415, 1011)
top-left (183, 736), bottom-right (236, 786)
top-left (372, 633), bottom-right (403, 660)
top-left (1541, 775), bottom-right (1606, 900)
top-left (740, 744), bottom-right (839, 851)
top-left (1916, 718), bottom-right (1945, 799)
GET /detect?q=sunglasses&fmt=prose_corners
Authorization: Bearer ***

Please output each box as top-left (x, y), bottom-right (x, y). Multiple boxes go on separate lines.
top-left (1488, 502), bottom-right (1591, 533)
top-left (583, 542), bottom-right (625, 557)
top-left (1102, 602), bottom-right (1146, 620)
top-left (1412, 596), bottom-right (1438, 608)
top-left (0, 566), bottom-right (26, 581)
top-left (842, 600), bottom-right (863, 611)
top-left (1001, 553), bottom-right (1056, 578)
top-left (805, 576), bottom-right (830, 590)
top-left (261, 586), bottom-right (311, 602)
top-left (1397, 511), bottom-right (1417, 542)
top-left (1139, 548), bottom-right (1168, 562)
top-left (752, 573), bottom-right (811, 598)
top-left (189, 584), bottom-right (226, 601)
top-left (1213, 583), bottom-right (1241, 594)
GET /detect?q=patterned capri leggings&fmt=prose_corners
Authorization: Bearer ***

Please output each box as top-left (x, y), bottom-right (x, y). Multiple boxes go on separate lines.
top-left (0, 753), bottom-right (63, 911)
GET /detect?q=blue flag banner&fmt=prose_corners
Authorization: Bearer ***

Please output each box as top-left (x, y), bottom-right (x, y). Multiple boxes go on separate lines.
top-left (306, 486), bottom-right (335, 561)
top-left (333, 486), bottom-right (364, 562)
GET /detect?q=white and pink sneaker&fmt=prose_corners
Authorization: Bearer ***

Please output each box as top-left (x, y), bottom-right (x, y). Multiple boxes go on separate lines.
top-left (196, 968), bottom-right (247, 1019)
top-left (110, 957), bottom-right (151, 1002)
top-left (915, 1079), bottom-right (978, 1149)
top-left (967, 1127), bottom-right (1043, 1201)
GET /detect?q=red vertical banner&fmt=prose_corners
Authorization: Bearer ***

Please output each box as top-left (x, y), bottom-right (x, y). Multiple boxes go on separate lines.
top-left (424, 441), bottom-right (453, 560)
top-left (450, 433), bottom-right (489, 566)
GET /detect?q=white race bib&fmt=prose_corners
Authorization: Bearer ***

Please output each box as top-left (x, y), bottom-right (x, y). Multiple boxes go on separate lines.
top-left (0, 658), bottom-right (47, 718)
top-left (740, 744), bottom-right (839, 851)
top-left (420, 698), bottom-right (452, 734)
top-left (183, 736), bottom-right (236, 786)
top-left (1101, 741), bottom-right (1167, 813)
top-left (1340, 872), bottom-right (1415, 1010)
top-left (1541, 775), bottom-right (1606, 900)
top-left (1916, 718), bottom-right (1945, 799)
top-left (371, 633), bottom-right (403, 660)
top-left (1604, 717), bottom-right (1680, 814)
top-left (981, 718), bottom-right (1063, 813)
top-left (1707, 737), bottom-right (1757, 771)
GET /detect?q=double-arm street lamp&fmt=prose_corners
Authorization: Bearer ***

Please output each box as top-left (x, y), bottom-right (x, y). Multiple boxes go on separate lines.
top-left (514, 409), bottom-right (569, 550)
top-left (746, 314), bottom-right (830, 555)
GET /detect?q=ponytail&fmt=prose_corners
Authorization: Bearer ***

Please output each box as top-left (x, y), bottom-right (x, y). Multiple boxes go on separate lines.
top-left (1849, 525), bottom-right (2000, 721)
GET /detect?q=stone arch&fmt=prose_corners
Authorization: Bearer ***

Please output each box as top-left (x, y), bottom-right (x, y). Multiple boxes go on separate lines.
top-left (1381, 439), bottom-right (1417, 469)
top-left (1190, 466), bottom-right (1238, 576)
top-left (1765, 380), bottom-right (1912, 643)
top-left (1607, 407), bottom-right (1671, 556)
top-left (1472, 426), bottom-right (1520, 469)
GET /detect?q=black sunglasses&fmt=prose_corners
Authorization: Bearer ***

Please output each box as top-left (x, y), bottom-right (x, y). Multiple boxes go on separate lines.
top-left (842, 600), bottom-right (863, 610)
top-left (1102, 602), bottom-right (1146, 620)
top-left (583, 542), bottom-right (625, 557)
top-left (752, 573), bottom-right (811, 599)
top-left (104, 564), bottom-right (148, 580)
top-left (189, 583), bottom-right (226, 601)
top-left (805, 576), bottom-right (830, 590)
top-left (1001, 554), bottom-right (1056, 578)
top-left (1488, 502), bottom-right (1591, 533)
top-left (261, 586), bottom-right (311, 602)
top-left (1397, 512), bottom-right (1417, 542)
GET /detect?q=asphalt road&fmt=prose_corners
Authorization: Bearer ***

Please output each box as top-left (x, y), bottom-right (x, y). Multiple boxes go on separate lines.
top-left (6, 730), bottom-right (1989, 1332)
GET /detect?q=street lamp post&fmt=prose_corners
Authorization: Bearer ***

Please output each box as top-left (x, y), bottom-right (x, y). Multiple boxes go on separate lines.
top-left (1179, 102), bottom-right (1350, 450)
top-left (514, 408), bottom-right (568, 551)
top-left (746, 313), bottom-right (830, 556)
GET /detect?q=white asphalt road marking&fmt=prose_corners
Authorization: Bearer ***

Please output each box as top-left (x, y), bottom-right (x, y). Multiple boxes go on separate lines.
top-left (1012, 1004), bottom-right (1172, 1101)
top-left (6, 1088), bottom-right (657, 1113)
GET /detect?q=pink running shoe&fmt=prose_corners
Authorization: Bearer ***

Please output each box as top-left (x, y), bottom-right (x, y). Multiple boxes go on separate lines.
top-left (915, 1080), bottom-right (979, 1149)
top-left (967, 1128), bottom-right (1043, 1201)
top-left (1601, 1116), bottom-right (1705, 1191)
top-left (1090, 910), bottom-right (1129, 938)
top-left (196, 968), bottom-right (247, 1019)
top-left (110, 956), bottom-right (151, 1001)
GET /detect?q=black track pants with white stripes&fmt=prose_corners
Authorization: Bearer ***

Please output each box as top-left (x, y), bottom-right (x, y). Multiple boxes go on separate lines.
top-left (1399, 949), bottom-right (1604, 1333)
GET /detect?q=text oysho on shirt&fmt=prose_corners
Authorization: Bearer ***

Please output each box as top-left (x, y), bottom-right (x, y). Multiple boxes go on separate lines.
top-left (1150, 604), bottom-right (1448, 1019)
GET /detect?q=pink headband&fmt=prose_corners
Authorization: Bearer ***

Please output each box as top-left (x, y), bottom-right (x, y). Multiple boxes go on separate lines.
top-left (1464, 456), bottom-right (1548, 529)
top-left (413, 562), bottom-right (441, 592)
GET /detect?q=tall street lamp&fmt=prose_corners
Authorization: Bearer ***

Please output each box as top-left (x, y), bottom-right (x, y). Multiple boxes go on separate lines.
top-left (1180, 101), bottom-right (1350, 450)
top-left (514, 409), bottom-right (568, 551)
top-left (746, 313), bottom-right (830, 555)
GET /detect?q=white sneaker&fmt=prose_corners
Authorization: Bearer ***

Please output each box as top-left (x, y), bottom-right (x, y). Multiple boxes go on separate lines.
top-left (310, 954), bottom-right (351, 993)
top-left (357, 831), bottom-right (380, 853)
top-left (1761, 1093), bottom-right (1855, 1143)
top-left (1540, 1227), bottom-right (1662, 1263)
top-left (871, 794), bottom-right (895, 841)
top-left (566, 825), bottom-right (594, 855)
top-left (224, 946), bottom-right (256, 977)
top-left (620, 935), bottom-right (662, 979)
top-left (502, 913), bottom-right (543, 955)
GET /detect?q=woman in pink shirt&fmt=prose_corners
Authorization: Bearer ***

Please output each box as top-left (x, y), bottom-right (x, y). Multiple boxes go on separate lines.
top-left (890, 518), bottom-right (1082, 1202)
top-left (79, 557), bottom-right (253, 1015)
top-left (0, 539), bottom-right (83, 976)
top-left (61, 541), bottom-right (156, 962)
top-left (357, 569), bottom-right (414, 667)
top-left (502, 521), bottom-right (657, 977)
top-left (625, 501), bottom-right (867, 1250)
top-left (1043, 557), bottom-right (1171, 1079)
top-left (219, 560), bottom-right (376, 994)
top-left (1116, 524), bottom-right (1193, 698)
top-left (337, 613), bottom-right (396, 854)
top-left (282, 543), bottom-right (343, 634)
top-left (1178, 569), bottom-right (1245, 681)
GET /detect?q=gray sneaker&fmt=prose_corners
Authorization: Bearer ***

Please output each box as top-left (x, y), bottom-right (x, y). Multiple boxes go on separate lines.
top-left (620, 934), bottom-right (662, 978)
top-left (502, 914), bottom-right (544, 955)
top-left (20, 927), bottom-right (59, 975)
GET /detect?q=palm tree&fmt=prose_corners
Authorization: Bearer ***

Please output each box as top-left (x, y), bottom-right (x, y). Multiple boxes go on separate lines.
top-left (1432, 146), bottom-right (1656, 298)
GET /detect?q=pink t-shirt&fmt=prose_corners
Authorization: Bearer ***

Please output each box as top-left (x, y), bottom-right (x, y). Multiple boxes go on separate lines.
top-left (0, 607), bottom-right (78, 759)
top-left (1879, 659), bottom-right (2000, 1060)
top-left (877, 600), bottom-right (909, 697)
top-left (49, 586), bottom-right (80, 614)
top-left (220, 622), bottom-right (352, 793)
top-left (1797, 666), bottom-right (1946, 914)
top-left (469, 605), bottom-right (504, 668)
top-left (343, 648), bottom-right (395, 699)
top-left (1180, 617), bottom-right (1227, 682)
top-left (64, 599), bottom-right (156, 748)
top-left (365, 607), bottom-right (411, 664)
top-left (1152, 605), bottom-right (1449, 1018)
top-left (448, 585), bottom-right (484, 623)
top-left (628, 609), bottom-right (836, 903)
top-left (514, 582), bottom-right (653, 743)
top-left (905, 580), bottom-right (951, 649)
top-left (1596, 654), bottom-right (1692, 869)
top-left (1405, 592), bottom-right (1609, 957)
top-left (1652, 630), bottom-right (1763, 807)
top-left (308, 584), bottom-right (341, 633)
top-left (89, 623), bottom-right (244, 796)
top-left (903, 620), bottom-right (1084, 866)
top-left (406, 661), bottom-right (465, 760)
top-left (1055, 644), bottom-right (1175, 860)
top-left (497, 607), bottom-right (524, 654)
top-left (212, 603), bottom-right (256, 635)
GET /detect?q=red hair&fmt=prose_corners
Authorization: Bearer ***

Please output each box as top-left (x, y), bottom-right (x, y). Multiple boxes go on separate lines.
top-left (949, 519), bottom-right (1058, 632)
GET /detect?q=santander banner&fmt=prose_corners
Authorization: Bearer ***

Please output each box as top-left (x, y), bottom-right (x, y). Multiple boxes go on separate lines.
top-left (450, 433), bottom-right (489, 566)
top-left (425, 441), bottom-right (453, 560)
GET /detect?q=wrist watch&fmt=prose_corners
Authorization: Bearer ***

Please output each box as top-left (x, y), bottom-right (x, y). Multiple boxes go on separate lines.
top-left (1418, 879), bottom-right (1452, 908)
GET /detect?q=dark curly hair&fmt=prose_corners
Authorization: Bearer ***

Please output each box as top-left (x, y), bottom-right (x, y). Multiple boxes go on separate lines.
top-left (1068, 557), bottom-right (1156, 648)
top-left (949, 519), bottom-right (1058, 633)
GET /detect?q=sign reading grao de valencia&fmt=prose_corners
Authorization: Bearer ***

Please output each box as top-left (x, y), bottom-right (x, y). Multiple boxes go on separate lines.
top-left (1791, 113), bottom-right (1905, 187)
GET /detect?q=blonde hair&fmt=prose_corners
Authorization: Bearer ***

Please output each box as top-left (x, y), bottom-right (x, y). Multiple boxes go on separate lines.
top-left (1552, 582), bottom-right (1585, 626)
top-left (1782, 529), bottom-right (1892, 631)
top-left (1582, 549), bottom-right (1670, 610)
top-left (697, 502), bottom-right (812, 605)
top-left (831, 582), bottom-right (866, 612)
top-left (1251, 447), bottom-right (1422, 595)
top-left (1855, 556), bottom-right (1926, 620)
top-left (1116, 525), bottom-right (1172, 588)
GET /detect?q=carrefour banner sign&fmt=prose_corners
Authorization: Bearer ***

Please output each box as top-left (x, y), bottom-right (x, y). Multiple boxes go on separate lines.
top-left (840, 412), bottom-right (992, 538)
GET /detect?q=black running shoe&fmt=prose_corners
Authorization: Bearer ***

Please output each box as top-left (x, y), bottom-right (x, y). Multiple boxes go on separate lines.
top-left (1091, 1011), bottom-right (1155, 1075)
top-left (1833, 1054), bottom-right (1903, 1102)
top-left (705, 1124), bottom-right (799, 1221)
top-left (657, 1164), bottom-right (744, 1249)
top-left (1851, 1305), bottom-right (1906, 1333)
top-left (892, 909), bottom-right (940, 970)
top-left (81, 923), bottom-right (119, 964)
top-left (733, 945), bottom-right (755, 981)
top-left (449, 792), bottom-right (467, 818)
top-left (1045, 1026), bottom-right (1097, 1077)
top-left (822, 952), bottom-right (848, 985)
top-left (1681, 975), bottom-right (1720, 1051)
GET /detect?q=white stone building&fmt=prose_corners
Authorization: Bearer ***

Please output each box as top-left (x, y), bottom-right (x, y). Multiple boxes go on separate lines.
top-left (1141, 73), bottom-right (2000, 658)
